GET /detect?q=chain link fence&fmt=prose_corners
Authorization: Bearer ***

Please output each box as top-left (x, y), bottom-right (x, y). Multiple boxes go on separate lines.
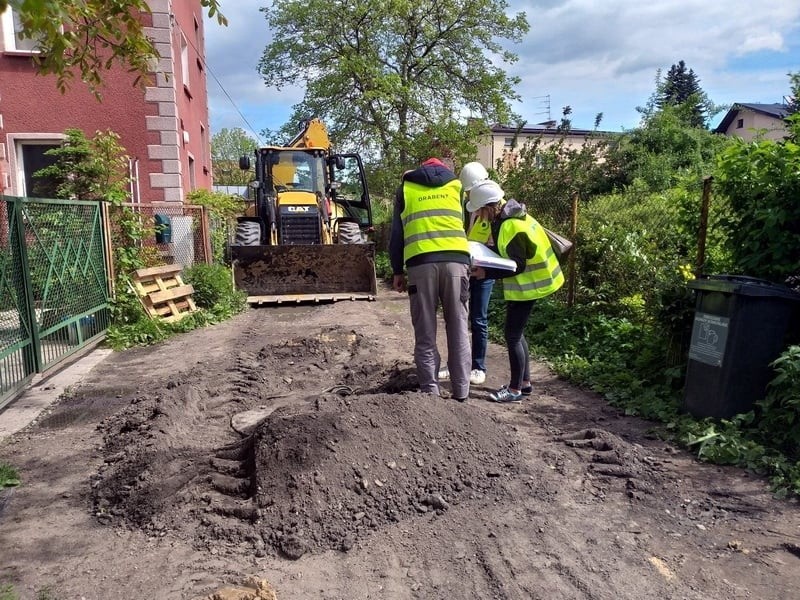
top-left (102, 203), bottom-right (211, 282)
top-left (524, 180), bottom-right (712, 308)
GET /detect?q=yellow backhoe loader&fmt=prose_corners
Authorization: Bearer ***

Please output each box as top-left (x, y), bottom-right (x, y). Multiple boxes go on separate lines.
top-left (232, 119), bottom-right (377, 304)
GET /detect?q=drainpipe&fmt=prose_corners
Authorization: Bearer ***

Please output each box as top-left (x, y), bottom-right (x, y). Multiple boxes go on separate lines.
top-left (128, 158), bottom-right (135, 201)
top-left (134, 158), bottom-right (140, 205)
top-left (127, 157), bottom-right (141, 205)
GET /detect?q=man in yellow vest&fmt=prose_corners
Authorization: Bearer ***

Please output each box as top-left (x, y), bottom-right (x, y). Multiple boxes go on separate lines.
top-left (389, 156), bottom-right (472, 402)
top-left (467, 180), bottom-right (564, 403)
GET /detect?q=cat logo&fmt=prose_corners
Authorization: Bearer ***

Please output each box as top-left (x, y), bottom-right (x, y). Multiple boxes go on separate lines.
top-left (287, 206), bottom-right (311, 212)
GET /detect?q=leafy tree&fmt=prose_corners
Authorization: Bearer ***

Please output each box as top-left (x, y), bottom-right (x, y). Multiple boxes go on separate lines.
top-left (211, 128), bottom-right (259, 186)
top-left (187, 188), bottom-right (246, 263)
top-left (610, 105), bottom-right (731, 192)
top-left (4, 0), bottom-right (226, 96)
top-left (499, 108), bottom-right (615, 230)
top-left (658, 60), bottom-right (708, 128)
top-left (33, 128), bottom-right (130, 201)
top-left (259, 0), bottom-right (529, 184)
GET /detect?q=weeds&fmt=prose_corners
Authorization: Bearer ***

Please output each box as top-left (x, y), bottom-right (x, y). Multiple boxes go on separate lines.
top-left (0, 583), bottom-right (16, 600)
top-left (0, 463), bottom-right (20, 490)
top-left (497, 294), bottom-right (800, 497)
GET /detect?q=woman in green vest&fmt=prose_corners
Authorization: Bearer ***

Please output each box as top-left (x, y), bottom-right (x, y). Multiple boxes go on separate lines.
top-left (467, 180), bottom-right (564, 403)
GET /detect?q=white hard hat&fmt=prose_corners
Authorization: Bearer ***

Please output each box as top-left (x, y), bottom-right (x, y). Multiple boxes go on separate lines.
top-left (465, 180), bottom-right (505, 212)
top-left (459, 162), bottom-right (489, 192)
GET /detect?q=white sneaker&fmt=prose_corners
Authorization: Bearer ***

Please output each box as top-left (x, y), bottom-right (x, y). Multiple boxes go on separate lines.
top-left (470, 369), bottom-right (486, 385)
top-left (438, 367), bottom-right (450, 380)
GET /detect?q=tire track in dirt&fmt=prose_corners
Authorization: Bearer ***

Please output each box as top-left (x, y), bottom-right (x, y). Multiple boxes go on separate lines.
top-left (3, 291), bottom-right (800, 599)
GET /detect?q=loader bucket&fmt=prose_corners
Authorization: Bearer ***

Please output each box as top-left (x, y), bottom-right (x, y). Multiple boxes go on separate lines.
top-left (231, 243), bottom-right (378, 304)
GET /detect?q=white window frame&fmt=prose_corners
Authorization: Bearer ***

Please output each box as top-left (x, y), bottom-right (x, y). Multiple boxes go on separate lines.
top-left (180, 32), bottom-right (190, 91)
top-left (187, 152), bottom-right (196, 191)
top-left (7, 133), bottom-right (65, 196)
top-left (200, 123), bottom-right (208, 172)
top-left (1, 7), bottom-right (40, 54)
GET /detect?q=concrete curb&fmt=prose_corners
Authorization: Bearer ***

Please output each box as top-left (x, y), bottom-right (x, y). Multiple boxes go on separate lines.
top-left (0, 348), bottom-right (113, 441)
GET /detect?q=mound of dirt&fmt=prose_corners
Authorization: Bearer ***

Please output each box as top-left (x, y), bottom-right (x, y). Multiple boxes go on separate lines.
top-left (248, 391), bottom-right (521, 558)
top-left (90, 324), bottom-right (521, 559)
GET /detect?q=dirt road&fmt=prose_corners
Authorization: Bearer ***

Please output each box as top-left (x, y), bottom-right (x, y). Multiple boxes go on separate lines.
top-left (1, 287), bottom-right (799, 599)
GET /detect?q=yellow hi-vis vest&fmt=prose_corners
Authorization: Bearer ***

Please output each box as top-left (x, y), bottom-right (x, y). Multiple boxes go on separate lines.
top-left (497, 214), bottom-right (564, 301)
top-left (467, 217), bottom-right (492, 243)
top-left (467, 199), bottom-right (504, 243)
top-left (401, 179), bottom-right (468, 264)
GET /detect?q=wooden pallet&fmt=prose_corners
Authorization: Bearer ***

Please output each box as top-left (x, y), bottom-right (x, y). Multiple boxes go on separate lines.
top-left (131, 264), bottom-right (198, 323)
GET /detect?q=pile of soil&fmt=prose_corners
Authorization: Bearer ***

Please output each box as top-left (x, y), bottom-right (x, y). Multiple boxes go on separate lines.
top-left (250, 391), bottom-right (520, 557)
top-left (89, 325), bottom-right (521, 559)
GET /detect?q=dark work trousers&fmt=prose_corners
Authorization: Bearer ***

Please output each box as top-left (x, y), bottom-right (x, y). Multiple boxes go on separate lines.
top-left (407, 262), bottom-right (471, 398)
top-left (469, 277), bottom-right (495, 372)
top-left (504, 299), bottom-right (536, 390)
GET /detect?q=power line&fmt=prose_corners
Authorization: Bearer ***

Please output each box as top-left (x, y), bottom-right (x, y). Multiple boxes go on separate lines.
top-left (178, 17), bottom-right (265, 145)
top-left (204, 61), bottom-right (266, 145)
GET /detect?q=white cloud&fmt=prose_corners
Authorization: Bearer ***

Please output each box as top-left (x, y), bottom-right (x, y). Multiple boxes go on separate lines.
top-left (203, 0), bottom-right (800, 136)
top-left (737, 32), bottom-right (785, 54)
top-left (507, 0), bottom-right (800, 129)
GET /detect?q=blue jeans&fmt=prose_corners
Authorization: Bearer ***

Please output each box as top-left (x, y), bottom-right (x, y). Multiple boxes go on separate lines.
top-left (469, 277), bottom-right (494, 372)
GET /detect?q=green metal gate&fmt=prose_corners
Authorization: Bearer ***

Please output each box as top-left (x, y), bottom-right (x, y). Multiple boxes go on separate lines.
top-left (0, 196), bottom-right (110, 409)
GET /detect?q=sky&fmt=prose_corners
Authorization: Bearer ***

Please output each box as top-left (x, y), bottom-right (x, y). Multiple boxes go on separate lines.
top-left (203, 1), bottom-right (800, 143)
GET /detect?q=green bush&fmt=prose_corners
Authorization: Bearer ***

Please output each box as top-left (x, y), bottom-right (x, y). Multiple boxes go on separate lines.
top-left (186, 189), bottom-right (244, 264)
top-left (183, 263), bottom-right (243, 309)
top-left (755, 346), bottom-right (800, 458)
top-left (0, 583), bottom-right (17, 600)
top-left (105, 285), bottom-right (170, 350)
top-left (714, 115), bottom-right (800, 284)
top-left (374, 251), bottom-right (393, 281)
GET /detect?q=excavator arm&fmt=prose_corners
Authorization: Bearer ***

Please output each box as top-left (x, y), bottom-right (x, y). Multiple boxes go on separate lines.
top-left (286, 118), bottom-right (331, 150)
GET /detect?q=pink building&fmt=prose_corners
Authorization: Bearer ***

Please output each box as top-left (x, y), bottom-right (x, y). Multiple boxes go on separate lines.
top-left (0, 0), bottom-right (212, 202)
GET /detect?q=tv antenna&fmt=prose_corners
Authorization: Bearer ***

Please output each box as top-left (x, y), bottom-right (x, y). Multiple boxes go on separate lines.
top-left (531, 95), bottom-right (551, 122)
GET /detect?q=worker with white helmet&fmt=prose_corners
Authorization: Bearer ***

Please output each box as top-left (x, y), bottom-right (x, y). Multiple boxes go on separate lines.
top-left (468, 180), bottom-right (564, 403)
top-left (459, 161), bottom-right (489, 191)
top-left (439, 161), bottom-right (496, 386)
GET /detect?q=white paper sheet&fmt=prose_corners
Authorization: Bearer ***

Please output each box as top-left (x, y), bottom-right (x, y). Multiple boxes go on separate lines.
top-left (468, 241), bottom-right (517, 272)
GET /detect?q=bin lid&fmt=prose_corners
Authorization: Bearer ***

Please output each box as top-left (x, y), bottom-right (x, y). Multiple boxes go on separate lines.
top-left (689, 274), bottom-right (800, 301)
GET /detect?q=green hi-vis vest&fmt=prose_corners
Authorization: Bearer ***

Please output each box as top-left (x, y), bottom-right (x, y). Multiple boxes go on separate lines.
top-left (497, 214), bottom-right (564, 301)
top-left (401, 179), bottom-right (468, 264)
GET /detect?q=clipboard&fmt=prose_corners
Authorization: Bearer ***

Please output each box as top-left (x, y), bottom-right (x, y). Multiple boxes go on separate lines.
top-left (468, 241), bottom-right (517, 272)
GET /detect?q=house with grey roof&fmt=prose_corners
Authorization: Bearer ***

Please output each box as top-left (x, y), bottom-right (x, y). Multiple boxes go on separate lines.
top-left (714, 103), bottom-right (791, 141)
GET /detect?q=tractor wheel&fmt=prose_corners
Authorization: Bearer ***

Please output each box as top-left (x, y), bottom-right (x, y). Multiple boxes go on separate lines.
top-left (234, 221), bottom-right (261, 246)
top-left (337, 221), bottom-right (363, 244)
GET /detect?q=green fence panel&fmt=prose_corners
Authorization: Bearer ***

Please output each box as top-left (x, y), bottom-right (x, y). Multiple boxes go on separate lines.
top-left (0, 198), bottom-right (37, 407)
top-left (0, 196), bottom-right (110, 408)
